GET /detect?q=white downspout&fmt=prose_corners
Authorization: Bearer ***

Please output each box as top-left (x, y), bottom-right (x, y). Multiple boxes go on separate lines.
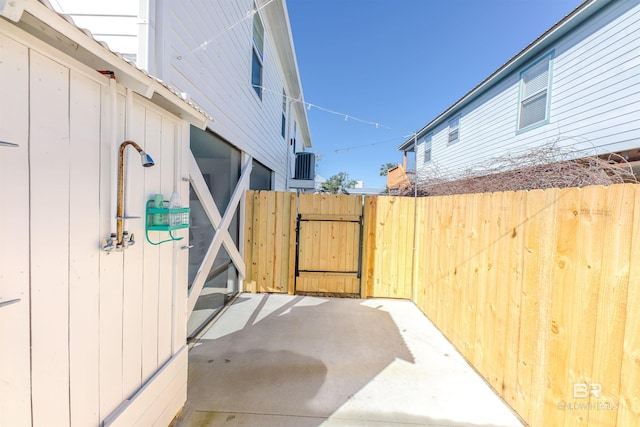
top-left (137, 0), bottom-right (151, 71)
top-left (109, 77), bottom-right (118, 235)
top-left (285, 98), bottom-right (296, 191)
top-left (124, 88), bottom-right (134, 220)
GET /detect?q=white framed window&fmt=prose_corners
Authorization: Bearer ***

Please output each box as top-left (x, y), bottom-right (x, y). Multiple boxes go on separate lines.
top-left (518, 53), bottom-right (552, 130)
top-left (251, 6), bottom-right (264, 99)
top-left (448, 115), bottom-right (460, 144)
top-left (419, 133), bottom-right (433, 164)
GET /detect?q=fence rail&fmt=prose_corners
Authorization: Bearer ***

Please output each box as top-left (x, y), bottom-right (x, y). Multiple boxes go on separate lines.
top-left (243, 184), bottom-right (640, 427)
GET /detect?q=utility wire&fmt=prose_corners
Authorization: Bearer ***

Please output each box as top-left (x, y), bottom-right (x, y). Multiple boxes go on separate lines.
top-left (191, 0), bottom-right (277, 54)
top-left (329, 136), bottom-right (407, 154)
top-left (257, 85), bottom-right (410, 136)
top-left (184, 1), bottom-right (416, 152)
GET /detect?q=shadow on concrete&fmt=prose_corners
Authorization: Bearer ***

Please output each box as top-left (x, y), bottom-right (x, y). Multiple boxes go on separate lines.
top-left (177, 294), bottom-right (519, 427)
top-left (183, 295), bottom-right (412, 419)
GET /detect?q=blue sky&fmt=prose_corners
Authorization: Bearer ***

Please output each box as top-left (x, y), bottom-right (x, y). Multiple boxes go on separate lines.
top-left (287, 0), bottom-right (585, 188)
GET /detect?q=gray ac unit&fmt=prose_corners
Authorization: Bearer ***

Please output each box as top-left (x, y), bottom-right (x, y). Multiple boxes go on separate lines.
top-left (294, 152), bottom-right (315, 180)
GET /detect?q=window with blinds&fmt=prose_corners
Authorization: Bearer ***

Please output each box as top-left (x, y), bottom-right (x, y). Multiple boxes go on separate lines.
top-left (518, 54), bottom-right (552, 130)
top-left (448, 115), bottom-right (460, 144)
top-left (420, 133), bottom-right (433, 163)
top-left (251, 6), bottom-right (264, 98)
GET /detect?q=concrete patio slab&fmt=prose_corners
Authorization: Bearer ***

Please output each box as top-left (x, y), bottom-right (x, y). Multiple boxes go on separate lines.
top-left (174, 293), bottom-right (524, 427)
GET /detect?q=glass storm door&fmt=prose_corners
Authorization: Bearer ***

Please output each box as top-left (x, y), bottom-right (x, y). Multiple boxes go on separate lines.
top-left (186, 127), bottom-right (245, 338)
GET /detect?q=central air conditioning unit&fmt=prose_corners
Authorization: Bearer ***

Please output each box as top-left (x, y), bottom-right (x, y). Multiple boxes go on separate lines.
top-left (294, 152), bottom-right (315, 180)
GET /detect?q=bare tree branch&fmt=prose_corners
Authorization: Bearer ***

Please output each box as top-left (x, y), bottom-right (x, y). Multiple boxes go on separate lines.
top-left (398, 143), bottom-right (637, 197)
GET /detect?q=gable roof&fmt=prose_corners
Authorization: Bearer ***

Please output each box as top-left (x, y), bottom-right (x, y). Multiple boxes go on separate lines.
top-left (399, 0), bottom-right (613, 152)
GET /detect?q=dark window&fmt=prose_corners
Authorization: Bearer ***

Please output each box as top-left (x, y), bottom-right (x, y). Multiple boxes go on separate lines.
top-left (251, 7), bottom-right (264, 98)
top-left (251, 50), bottom-right (262, 98)
top-left (250, 159), bottom-right (272, 190)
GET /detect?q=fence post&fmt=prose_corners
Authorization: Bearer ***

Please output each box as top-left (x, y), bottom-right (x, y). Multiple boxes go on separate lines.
top-left (361, 196), bottom-right (377, 298)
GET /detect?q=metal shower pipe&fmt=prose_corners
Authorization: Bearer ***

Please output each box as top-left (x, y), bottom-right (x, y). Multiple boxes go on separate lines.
top-left (116, 140), bottom-right (154, 247)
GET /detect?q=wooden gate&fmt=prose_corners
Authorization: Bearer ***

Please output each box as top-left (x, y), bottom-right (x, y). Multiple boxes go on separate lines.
top-left (295, 194), bottom-right (363, 295)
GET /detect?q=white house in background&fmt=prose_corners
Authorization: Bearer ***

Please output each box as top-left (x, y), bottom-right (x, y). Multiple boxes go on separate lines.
top-left (50, 0), bottom-right (313, 186)
top-left (399, 0), bottom-right (640, 181)
top-left (0, 0), bottom-right (312, 426)
top-left (48, 0), bottom-right (314, 339)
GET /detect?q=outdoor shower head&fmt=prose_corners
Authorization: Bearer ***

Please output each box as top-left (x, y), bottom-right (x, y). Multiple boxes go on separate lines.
top-left (140, 151), bottom-right (155, 167)
top-left (117, 140), bottom-right (154, 168)
top-left (111, 140), bottom-right (156, 250)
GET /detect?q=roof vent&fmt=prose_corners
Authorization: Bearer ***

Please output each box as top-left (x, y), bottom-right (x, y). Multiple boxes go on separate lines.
top-left (294, 152), bottom-right (315, 180)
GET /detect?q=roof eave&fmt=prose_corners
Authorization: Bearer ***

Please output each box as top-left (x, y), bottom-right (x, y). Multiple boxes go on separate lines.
top-left (262, 0), bottom-right (312, 148)
top-left (398, 139), bottom-right (415, 152)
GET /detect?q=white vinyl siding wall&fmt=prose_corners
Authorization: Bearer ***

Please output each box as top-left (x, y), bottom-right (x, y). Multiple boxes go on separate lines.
top-left (416, 0), bottom-right (640, 179)
top-left (164, 0), bottom-right (296, 189)
top-left (49, 1), bottom-right (139, 62)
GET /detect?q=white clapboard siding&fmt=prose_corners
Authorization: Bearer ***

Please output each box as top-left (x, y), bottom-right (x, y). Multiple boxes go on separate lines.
top-left (141, 107), bottom-right (163, 382)
top-left (69, 15), bottom-right (139, 58)
top-left (166, 0), bottom-right (291, 189)
top-left (50, 0), bottom-right (137, 15)
top-left (49, 0), bottom-right (139, 59)
top-left (69, 69), bottom-right (102, 427)
top-left (0, 6), bottom-right (198, 425)
top-left (417, 0), bottom-right (640, 178)
top-left (122, 94), bottom-right (146, 400)
top-left (0, 32), bottom-right (31, 427)
top-left (29, 49), bottom-right (71, 427)
top-left (99, 88), bottom-right (127, 420)
top-left (158, 114), bottom-right (177, 367)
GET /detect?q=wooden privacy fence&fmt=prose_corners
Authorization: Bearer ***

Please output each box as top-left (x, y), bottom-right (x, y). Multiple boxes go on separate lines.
top-left (244, 191), bottom-right (297, 294)
top-left (243, 185), bottom-right (640, 427)
top-left (243, 191), bottom-right (364, 295)
top-left (296, 193), bottom-right (363, 295)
